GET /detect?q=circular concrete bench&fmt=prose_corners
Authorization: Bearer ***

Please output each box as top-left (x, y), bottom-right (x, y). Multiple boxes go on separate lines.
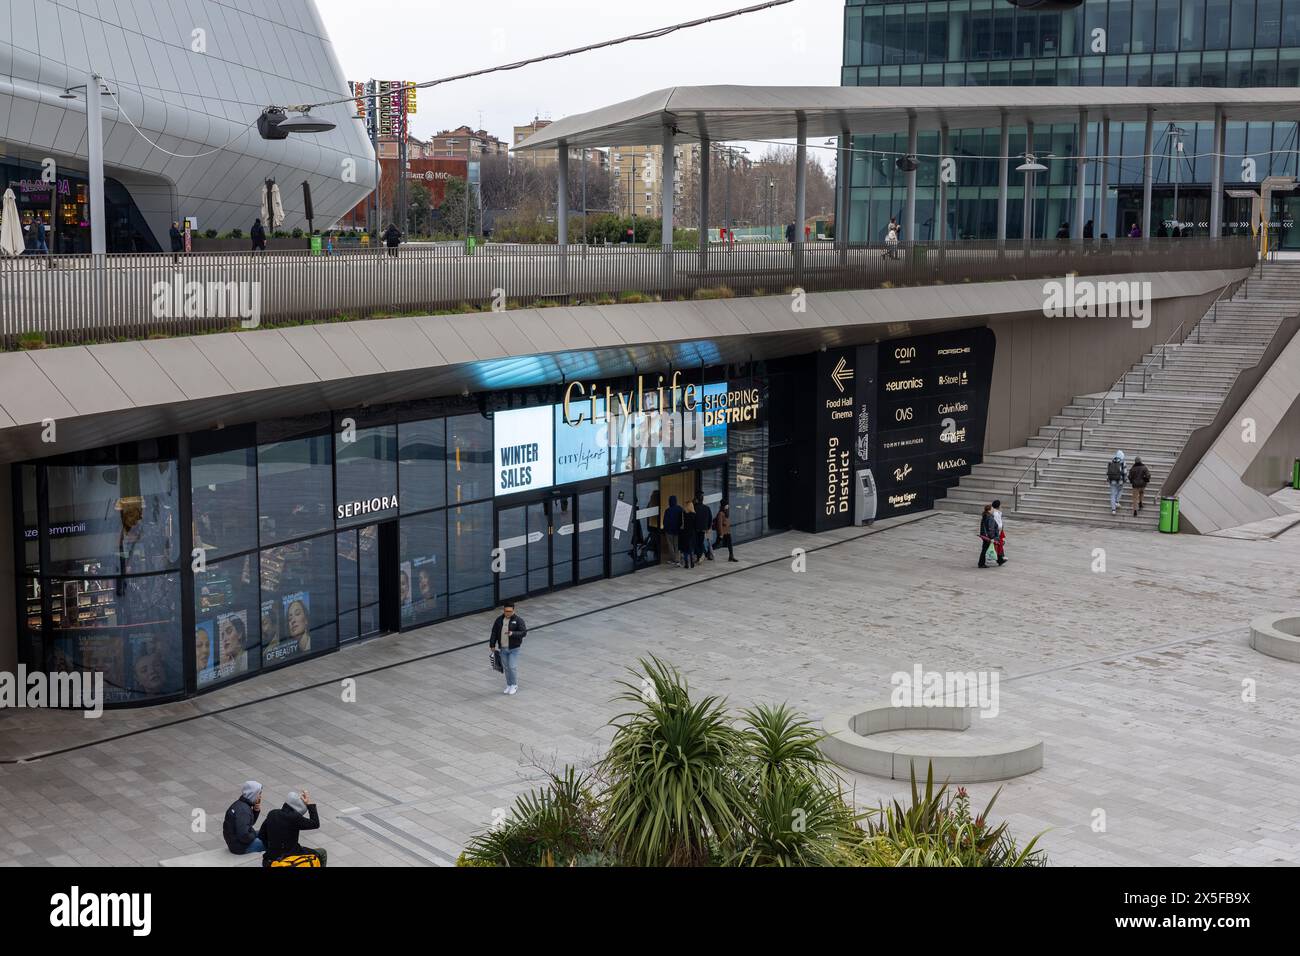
top-left (1250, 613), bottom-right (1300, 663)
top-left (819, 701), bottom-right (1043, 783)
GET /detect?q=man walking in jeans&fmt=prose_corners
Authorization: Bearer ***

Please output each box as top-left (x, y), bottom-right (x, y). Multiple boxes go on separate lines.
top-left (489, 601), bottom-right (527, 695)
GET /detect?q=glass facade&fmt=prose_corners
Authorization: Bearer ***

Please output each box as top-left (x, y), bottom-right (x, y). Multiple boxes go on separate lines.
top-left (842, 0), bottom-right (1300, 241)
top-left (11, 367), bottom-right (781, 706)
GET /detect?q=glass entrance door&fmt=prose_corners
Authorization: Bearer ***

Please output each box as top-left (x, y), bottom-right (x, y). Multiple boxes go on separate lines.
top-left (338, 523), bottom-right (382, 642)
top-left (497, 495), bottom-right (580, 599)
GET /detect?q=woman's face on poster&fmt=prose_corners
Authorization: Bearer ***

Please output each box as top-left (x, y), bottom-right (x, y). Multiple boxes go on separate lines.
top-left (287, 601), bottom-right (309, 639)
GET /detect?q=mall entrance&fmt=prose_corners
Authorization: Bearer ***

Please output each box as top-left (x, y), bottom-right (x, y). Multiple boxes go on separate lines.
top-left (496, 489), bottom-right (607, 602)
top-left (624, 464), bottom-right (726, 568)
top-left (337, 520), bottom-right (401, 643)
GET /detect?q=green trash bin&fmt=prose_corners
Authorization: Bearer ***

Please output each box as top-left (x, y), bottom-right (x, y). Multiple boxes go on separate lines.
top-left (1292, 458), bottom-right (1300, 490)
top-left (465, 235), bottom-right (477, 256)
top-left (310, 235), bottom-right (322, 256)
top-left (1159, 496), bottom-right (1180, 534)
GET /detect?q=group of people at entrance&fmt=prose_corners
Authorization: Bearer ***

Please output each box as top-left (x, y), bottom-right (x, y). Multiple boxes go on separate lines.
top-left (661, 495), bottom-right (736, 568)
top-left (978, 500), bottom-right (1007, 569)
top-left (1107, 450), bottom-right (1151, 517)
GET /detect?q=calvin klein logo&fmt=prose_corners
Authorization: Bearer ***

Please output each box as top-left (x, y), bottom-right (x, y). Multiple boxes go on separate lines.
top-left (937, 400), bottom-right (969, 416)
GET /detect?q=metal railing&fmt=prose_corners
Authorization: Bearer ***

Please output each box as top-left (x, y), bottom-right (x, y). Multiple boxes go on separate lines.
top-left (0, 236), bottom-right (1256, 350)
top-left (1010, 269), bottom-right (1252, 512)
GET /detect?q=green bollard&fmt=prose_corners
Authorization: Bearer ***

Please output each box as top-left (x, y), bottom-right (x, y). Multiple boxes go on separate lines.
top-left (465, 235), bottom-right (477, 256)
top-left (1292, 458), bottom-right (1300, 490)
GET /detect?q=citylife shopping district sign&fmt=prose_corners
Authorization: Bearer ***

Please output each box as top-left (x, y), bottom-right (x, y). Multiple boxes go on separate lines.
top-left (562, 372), bottom-right (759, 428)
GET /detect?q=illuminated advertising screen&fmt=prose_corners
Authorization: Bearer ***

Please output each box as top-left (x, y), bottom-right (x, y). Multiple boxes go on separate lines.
top-left (555, 398), bottom-right (609, 485)
top-left (494, 406), bottom-right (555, 497)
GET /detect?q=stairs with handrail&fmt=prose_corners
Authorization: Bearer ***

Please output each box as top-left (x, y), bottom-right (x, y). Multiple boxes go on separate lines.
top-left (935, 264), bottom-right (1300, 529)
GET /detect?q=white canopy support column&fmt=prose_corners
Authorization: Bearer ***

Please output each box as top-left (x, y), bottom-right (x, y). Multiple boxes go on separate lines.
top-left (1098, 117), bottom-right (1110, 239)
top-left (1142, 108), bottom-right (1155, 241)
top-left (1074, 109), bottom-right (1088, 240)
top-left (557, 143), bottom-right (569, 245)
top-left (795, 114), bottom-right (807, 277)
top-left (997, 113), bottom-right (1009, 243)
top-left (1022, 120), bottom-right (1035, 241)
top-left (904, 112), bottom-right (918, 243)
top-left (661, 123), bottom-right (675, 250)
top-left (838, 127), bottom-right (851, 263)
top-left (1210, 106), bottom-right (1225, 240)
top-left (938, 124), bottom-right (949, 246)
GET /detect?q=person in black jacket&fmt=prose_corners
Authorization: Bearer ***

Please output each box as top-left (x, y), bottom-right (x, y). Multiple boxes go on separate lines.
top-left (250, 218), bottom-right (267, 253)
top-left (680, 500), bottom-right (698, 569)
top-left (222, 780), bottom-right (264, 855)
top-left (1128, 456), bottom-right (1152, 516)
top-left (489, 602), bottom-right (527, 695)
top-left (383, 223), bottom-right (402, 257)
top-left (694, 495), bottom-right (714, 562)
top-left (662, 496), bottom-right (683, 567)
top-left (169, 221), bottom-right (183, 263)
top-left (258, 789), bottom-right (326, 866)
top-left (978, 504), bottom-right (998, 568)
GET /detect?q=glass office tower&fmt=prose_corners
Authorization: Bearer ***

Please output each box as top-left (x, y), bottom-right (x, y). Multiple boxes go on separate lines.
top-left (842, 0), bottom-right (1300, 244)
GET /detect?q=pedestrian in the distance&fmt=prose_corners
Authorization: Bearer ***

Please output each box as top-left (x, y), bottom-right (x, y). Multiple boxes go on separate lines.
top-left (785, 222), bottom-right (797, 244)
top-left (1107, 450), bottom-right (1128, 515)
top-left (1083, 220), bottom-right (1094, 240)
top-left (680, 500), bottom-right (698, 569)
top-left (383, 222), bottom-right (402, 258)
top-left (169, 220), bottom-right (183, 263)
top-left (662, 495), bottom-right (683, 567)
top-left (222, 780), bottom-right (265, 856)
top-left (1056, 222), bottom-right (1070, 240)
top-left (716, 501), bottom-right (737, 562)
top-left (250, 217), bottom-right (266, 253)
top-left (694, 494), bottom-right (714, 562)
top-left (258, 788), bottom-right (326, 867)
top-left (1129, 456), bottom-right (1151, 516)
top-left (884, 217), bottom-right (900, 259)
top-left (1128, 223), bottom-right (1142, 239)
top-left (489, 601), bottom-right (527, 695)
top-left (990, 499), bottom-right (1007, 566)
top-left (978, 504), bottom-right (998, 569)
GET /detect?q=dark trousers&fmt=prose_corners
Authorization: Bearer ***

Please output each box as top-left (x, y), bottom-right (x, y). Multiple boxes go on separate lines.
top-left (978, 537), bottom-right (991, 567)
top-left (717, 533), bottom-right (735, 559)
top-left (679, 532), bottom-right (695, 567)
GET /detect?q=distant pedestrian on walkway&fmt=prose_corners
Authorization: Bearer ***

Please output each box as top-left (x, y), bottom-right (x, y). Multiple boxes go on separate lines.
top-left (694, 494), bottom-right (714, 562)
top-left (978, 504), bottom-right (998, 569)
top-left (662, 495), bottom-right (683, 567)
top-left (383, 222), bottom-right (402, 258)
top-left (169, 221), bottom-right (183, 263)
top-left (1128, 223), bottom-right (1142, 239)
top-left (991, 499), bottom-right (1007, 566)
top-left (785, 222), bottom-right (797, 244)
top-left (884, 218), bottom-right (900, 259)
top-left (1129, 456), bottom-right (1151, 516)
top-left (680, 500), bottom-right (698, 569)
top-left (716, 501), bottom-right (737, 562)
top-left (1083, 220), bottom-right (1094, 240)
top-left (250, 217), bottom-right (267, 253)
top-left (222, 780), bottom-right (264, 855)
top-left (489, 601), bottom-right (527, 695)
top-left (258, 788), bottom-right (326, 867)
top-left (1107, 450), bottom-right (1128, 515)
top-left (1056, 222), bottom-right (1070, 240)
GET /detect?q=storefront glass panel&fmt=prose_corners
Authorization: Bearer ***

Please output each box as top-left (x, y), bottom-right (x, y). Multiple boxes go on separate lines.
top-left (399, 419), bottom-right (447, 514)
top-left (259, 534), bottom-right (337, 667)
top-left (258, 429), bottom-right (333, 544)
top-left (400, 510), bottom-right (448, 627)
top-left (195, 554), bottom-right (260, 688)
top-left (447, 413), bottom-right (494, 504)
top-left (336, 423), bottom-right (398, 527)
top-left (191, 444), bottom-right (258, 561)
top-left (448, 500), bottom-right (494, 615)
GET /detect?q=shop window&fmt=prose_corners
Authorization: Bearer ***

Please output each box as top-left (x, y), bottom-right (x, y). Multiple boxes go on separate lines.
top-left (399, 418), bottom-right (447, 514)
top-left (195, 554), bottom-right (261, 689)
top-left (259, 534), bottom-right (337, 667)
top-left (191, 441), bottom-right (258, 561)
top-left (1181, 0), bottom-right (1206, 47)
top-left (258, 426), bottom-right (333, 544)
top-left (447, 413), bottom-right (494, 504)
top-left (335, 421), bottom-right (398, 527)
top-left (47, 573), bottom-right (182, 704)
top-left (448, 500), bottom-right (494, 616)
top-left (400, 510), bottom-right (449, 628)
top-left (20, 463), bottom-right (37, 570)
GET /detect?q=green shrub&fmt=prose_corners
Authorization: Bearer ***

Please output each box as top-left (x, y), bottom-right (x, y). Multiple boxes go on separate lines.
top-left (461, 766), bottom-right (604, 867)
top-left (17, 333), bottom-right (46, 350)
top-left (229, 228), bottom-right (244, 239)
top-left (204, 229), bottom-right (218, 239)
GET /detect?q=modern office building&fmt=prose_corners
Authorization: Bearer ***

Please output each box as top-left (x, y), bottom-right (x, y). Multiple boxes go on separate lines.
top-left (841, 0), bottom-right (1300, 243)
top-left (0, 0), bottom-right (375, 252)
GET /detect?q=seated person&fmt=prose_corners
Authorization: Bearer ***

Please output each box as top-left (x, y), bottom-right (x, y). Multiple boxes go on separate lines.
top-left (222, 781), bottom-right (264, 855)
top-left (257, 788), bottom-right (327, 866)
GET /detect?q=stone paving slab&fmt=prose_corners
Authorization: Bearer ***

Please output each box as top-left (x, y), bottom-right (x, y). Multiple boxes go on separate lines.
top-left (2, 510), bottom-right (1300, 866)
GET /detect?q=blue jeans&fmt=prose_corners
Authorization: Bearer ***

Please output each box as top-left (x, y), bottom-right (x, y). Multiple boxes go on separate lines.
top-left (500, 647), bottom-right (520, 687)
top-left (1108, 481), bottom-right (1123, 511)
top-left (239, 837), bottom-right (264, 855)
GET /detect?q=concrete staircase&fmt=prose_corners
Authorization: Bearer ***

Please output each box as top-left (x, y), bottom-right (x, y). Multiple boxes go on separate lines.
top-left (937, 263), bottom-right (1300, 529)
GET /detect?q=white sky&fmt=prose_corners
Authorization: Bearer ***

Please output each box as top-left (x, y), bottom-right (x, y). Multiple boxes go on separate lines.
top-left (313, 0), bottom-right (843, 149)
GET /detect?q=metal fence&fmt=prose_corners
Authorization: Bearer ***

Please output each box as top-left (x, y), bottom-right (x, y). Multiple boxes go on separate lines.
top-left (0, 237), bottom-right (1257, 349)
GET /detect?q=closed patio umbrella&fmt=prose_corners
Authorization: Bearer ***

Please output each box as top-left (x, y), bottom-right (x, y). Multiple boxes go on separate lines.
top-left (260, 181), bottom-right (286, 232)
top-left (1, 188), bottom-right (25, 256)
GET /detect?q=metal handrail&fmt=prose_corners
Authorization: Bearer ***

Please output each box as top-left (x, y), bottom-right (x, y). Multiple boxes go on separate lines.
top-left (1134, 278), bottom-right (1242, 391)
top-left (1010, 275), bottom-right (1246, 512)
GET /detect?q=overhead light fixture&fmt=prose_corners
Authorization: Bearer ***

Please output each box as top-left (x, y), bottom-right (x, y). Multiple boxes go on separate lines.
top-left (895, 155), bottom-right (919, 172)
top-left (1017, 154), bottom-right (1047, 173)
top-left (276, 112), bottom-right (336, 134)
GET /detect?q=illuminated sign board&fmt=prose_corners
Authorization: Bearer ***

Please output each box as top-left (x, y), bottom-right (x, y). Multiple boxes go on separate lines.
top-left (493, 406), bottom-right (554, 496)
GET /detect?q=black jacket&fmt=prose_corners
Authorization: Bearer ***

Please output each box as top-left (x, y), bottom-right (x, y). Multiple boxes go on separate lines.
top-left (1129, 462), bottom-right (1151, 488)
top-left (980, 513), bottom-right (998, 539)
top-left (258, 803), bottom-right (321, 866)
top-left (169, 227), bottom-right (183, 252)
top-left (222, 796), bottom-right (260, 853)
top-left (695, 502), bottom-right (713, 536)
top-left (384, 225), bottom-right (402, 247)
top-left (680, 510), bottom-right (698, 540)
top-left (663, 503), bottom-right (683, 535)
top-left (490, 614), bottom-right (527, 650)
top-left (250, 223), bottom-right (266, 246)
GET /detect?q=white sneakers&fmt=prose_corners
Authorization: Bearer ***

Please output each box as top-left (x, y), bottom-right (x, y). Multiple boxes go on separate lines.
top-left (506, 685), bottom-right (518, 695)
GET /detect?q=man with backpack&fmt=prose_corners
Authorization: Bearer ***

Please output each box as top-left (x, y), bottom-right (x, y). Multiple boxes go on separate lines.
top-left (1106, 451), bottom-right (1128, 515)
top-left (1128, 456), bottom-right (1151, 516)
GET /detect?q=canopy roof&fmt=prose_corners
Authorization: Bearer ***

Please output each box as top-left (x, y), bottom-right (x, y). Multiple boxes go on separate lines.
top-left (514, 85), bottom-right (1300, 150)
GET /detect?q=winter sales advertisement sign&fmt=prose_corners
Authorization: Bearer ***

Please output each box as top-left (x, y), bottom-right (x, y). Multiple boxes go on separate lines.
top-left (494, 406), bottom-right (554, 496)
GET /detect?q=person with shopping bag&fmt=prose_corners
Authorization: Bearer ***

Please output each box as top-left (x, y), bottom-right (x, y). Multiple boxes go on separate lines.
top-left (978, 504), bottom-right (999, 569)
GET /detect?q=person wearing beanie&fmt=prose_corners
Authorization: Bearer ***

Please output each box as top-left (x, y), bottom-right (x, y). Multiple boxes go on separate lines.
top-left (257, 787), bottom-right (327, 867)
top-left (222, 780), bottom-right (265, 855)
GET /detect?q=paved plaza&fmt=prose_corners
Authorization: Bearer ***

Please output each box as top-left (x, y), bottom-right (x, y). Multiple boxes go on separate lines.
top-left (2, 510), bottom-right (1299, 867)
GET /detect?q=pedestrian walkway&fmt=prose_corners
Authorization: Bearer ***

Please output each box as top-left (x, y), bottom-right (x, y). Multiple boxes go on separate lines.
top-left (1, 511), bottom-right (1298, 866)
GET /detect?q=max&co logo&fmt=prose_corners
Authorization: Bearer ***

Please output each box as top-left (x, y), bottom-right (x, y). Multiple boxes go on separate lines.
top-left (831, 357), bottom-right (854, 393)
top-left (936, 457), bottom-right (969, 471)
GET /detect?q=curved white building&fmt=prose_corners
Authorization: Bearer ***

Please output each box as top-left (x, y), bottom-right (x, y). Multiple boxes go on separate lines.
top-left (0, 0), bottom-right (375, 251)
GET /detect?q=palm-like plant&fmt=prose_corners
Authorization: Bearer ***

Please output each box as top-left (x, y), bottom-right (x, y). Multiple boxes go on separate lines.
top-left (599, 657), bottom-right (748, 866)
top-left (460, 766), bottom-right (603, 867)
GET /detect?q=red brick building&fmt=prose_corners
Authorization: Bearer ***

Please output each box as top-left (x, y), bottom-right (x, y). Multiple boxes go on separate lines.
top-left (338, 156), bottom-right (469, 230)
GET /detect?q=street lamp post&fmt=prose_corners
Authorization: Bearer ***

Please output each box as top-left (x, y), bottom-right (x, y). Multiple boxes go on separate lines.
top-left (1167, 124), bottom-right (1187, 233)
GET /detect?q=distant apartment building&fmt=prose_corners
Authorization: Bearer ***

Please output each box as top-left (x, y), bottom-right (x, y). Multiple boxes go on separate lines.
top-left (609, 143), bottom-right (699, 218)
top-left (428, 126), bottom-right (510, 159)
top-left (512, 117), bottom-right (606, 168)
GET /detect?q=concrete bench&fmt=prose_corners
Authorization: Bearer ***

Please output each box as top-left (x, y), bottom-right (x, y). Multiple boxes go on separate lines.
top-left (820, 701), bottom-right (1043, 784)
top-left (159, 847), bottom-right (261, 867)
top-left (1250, 613), bottom-right (1300, 663)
